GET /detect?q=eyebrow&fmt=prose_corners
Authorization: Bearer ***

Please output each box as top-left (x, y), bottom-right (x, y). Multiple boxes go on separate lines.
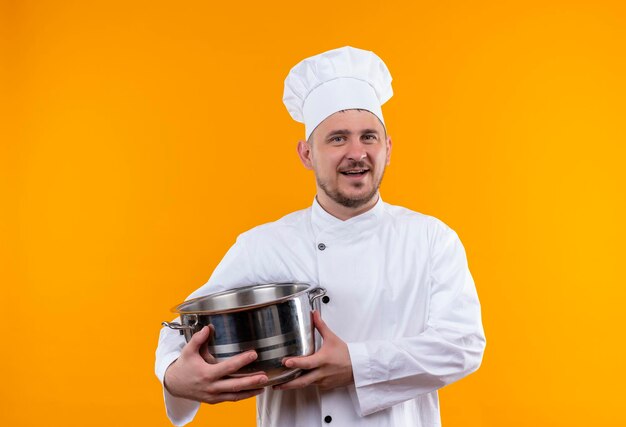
top-left (325, 128), bottom-right (381, 138)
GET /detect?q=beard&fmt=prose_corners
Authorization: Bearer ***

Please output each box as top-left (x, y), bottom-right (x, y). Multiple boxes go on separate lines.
top-left (317, 163), bottom-right (385, 209)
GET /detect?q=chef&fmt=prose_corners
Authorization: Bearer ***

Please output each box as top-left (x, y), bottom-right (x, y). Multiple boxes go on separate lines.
top-left (155, 46), bottom-right (486, 426)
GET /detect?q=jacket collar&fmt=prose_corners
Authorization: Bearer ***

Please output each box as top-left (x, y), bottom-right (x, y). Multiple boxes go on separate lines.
top-left (311, 195), bottom-right (385, 236)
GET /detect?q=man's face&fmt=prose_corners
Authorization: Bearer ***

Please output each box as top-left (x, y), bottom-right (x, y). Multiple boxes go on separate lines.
top-left (297, 109), bottom-right (392, 215)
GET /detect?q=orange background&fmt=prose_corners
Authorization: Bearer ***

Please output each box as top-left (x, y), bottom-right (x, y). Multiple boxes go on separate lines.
top-left (2, 0), bottom-right (625, 426)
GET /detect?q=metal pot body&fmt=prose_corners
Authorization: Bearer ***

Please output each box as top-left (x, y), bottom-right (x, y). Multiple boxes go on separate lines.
top-left (163, 283), bottom-right (326, 386)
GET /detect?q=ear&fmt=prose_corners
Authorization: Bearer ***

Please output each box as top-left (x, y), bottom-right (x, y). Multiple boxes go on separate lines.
top-left (385, 135), bottom-right (392, 165)
top-left (297, 140), bottom-right (314, 170)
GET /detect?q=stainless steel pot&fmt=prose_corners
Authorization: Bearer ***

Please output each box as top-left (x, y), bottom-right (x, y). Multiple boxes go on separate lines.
top-left (162, 283), bottom-right (326, 387)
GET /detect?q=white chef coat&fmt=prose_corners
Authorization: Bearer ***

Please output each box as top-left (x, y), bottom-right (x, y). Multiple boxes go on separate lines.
top-left (155, 197), bottom-right (486, 427)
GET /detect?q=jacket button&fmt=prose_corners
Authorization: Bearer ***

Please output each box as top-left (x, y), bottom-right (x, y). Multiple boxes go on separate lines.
top-left (324, 415), bottom-right (332, 423)
top-left (322, 296), bottom-right (330, 304)
top-left (318, 243), bottom-right (326, 251)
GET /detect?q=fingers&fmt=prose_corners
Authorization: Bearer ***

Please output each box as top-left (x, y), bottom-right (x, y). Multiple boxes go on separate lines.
top-left (182, 326), bottom-right (210, 355)
top-left (210, 374), bottom-right (269, 394)
top-left (199, 326), bottom-right (216, 364)
top-left (212, 351), bottom-right (261, 377)
top-left (280, 312), bottom-right (332, 370)
top-left (206, 387), bottom-right (264, 404)
top-left (283, 353), bottom-right (321, 370)
top-left (273, 370), bottom-right (318, 391)
top-left (199, 341), bottom-right (217, 364)
top-left (312, 311), bottom-right (332, 338)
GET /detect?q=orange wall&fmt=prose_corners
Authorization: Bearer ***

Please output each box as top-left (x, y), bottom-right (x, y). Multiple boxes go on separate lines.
top-left (2, 1), bottom-right (625, 426)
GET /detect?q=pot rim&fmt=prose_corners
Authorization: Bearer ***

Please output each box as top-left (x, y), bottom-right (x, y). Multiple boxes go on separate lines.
top-left (171, 282), bottom-right (320, 315)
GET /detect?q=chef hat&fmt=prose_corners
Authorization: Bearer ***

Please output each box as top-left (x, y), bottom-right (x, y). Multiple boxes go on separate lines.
top-left (283, 46), bottom-right (393, 140)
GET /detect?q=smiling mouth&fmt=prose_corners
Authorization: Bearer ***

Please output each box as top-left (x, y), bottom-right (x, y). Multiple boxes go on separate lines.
top-left (340, 169), bottom-right (369, 177)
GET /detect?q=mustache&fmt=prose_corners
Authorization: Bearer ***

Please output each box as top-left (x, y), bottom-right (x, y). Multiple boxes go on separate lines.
top-left (338, 160), bottom-right (371, 171)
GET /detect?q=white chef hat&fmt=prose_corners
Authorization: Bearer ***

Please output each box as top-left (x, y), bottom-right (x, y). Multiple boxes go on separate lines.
top-left (283, 46), bottom-right (393, 140)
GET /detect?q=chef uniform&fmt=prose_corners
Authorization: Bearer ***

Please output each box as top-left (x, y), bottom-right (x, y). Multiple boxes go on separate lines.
top-left (155, 46), bottom-right (486, 427)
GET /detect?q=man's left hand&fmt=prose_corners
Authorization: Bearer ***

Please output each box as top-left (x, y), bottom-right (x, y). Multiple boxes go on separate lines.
top-left (273, 311), bottom-right (353, 391)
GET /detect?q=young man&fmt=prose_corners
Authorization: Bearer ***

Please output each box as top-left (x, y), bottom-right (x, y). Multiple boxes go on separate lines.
top-left (156, 46), bottom-right (486, 426)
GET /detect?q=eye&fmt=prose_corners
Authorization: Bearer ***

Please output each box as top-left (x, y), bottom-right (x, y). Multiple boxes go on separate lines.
top-left (362, 134), bottom-right (378, 142)
top-left (328, 136), bottom-right (346, 143)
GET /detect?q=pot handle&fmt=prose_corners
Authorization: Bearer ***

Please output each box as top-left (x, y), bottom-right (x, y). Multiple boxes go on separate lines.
top-left (161, 321), bottom-right (195, 330)
top-left (308, 287), bottom-right (327, 307)
top-left (162, 314), bottom-right (198, 331)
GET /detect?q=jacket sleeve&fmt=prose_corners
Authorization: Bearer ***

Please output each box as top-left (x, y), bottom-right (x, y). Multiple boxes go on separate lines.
top-left (154, 235), bottom-right (255, 426)
top-left (155, 324), bottom-right (200, 426)
top-left (346, 223), bottom-right (486, 416)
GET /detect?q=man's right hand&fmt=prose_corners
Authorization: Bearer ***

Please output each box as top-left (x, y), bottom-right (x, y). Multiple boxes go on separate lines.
top-left (164, 325), bottom-right (269, 404)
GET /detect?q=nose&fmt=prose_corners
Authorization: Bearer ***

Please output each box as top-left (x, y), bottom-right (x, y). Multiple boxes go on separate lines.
top-left (345, 140), bottom-right (367, 162)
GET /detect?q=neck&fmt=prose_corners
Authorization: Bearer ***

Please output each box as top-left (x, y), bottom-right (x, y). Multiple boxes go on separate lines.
top-left (315, 193), bottom-right (380, 221)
